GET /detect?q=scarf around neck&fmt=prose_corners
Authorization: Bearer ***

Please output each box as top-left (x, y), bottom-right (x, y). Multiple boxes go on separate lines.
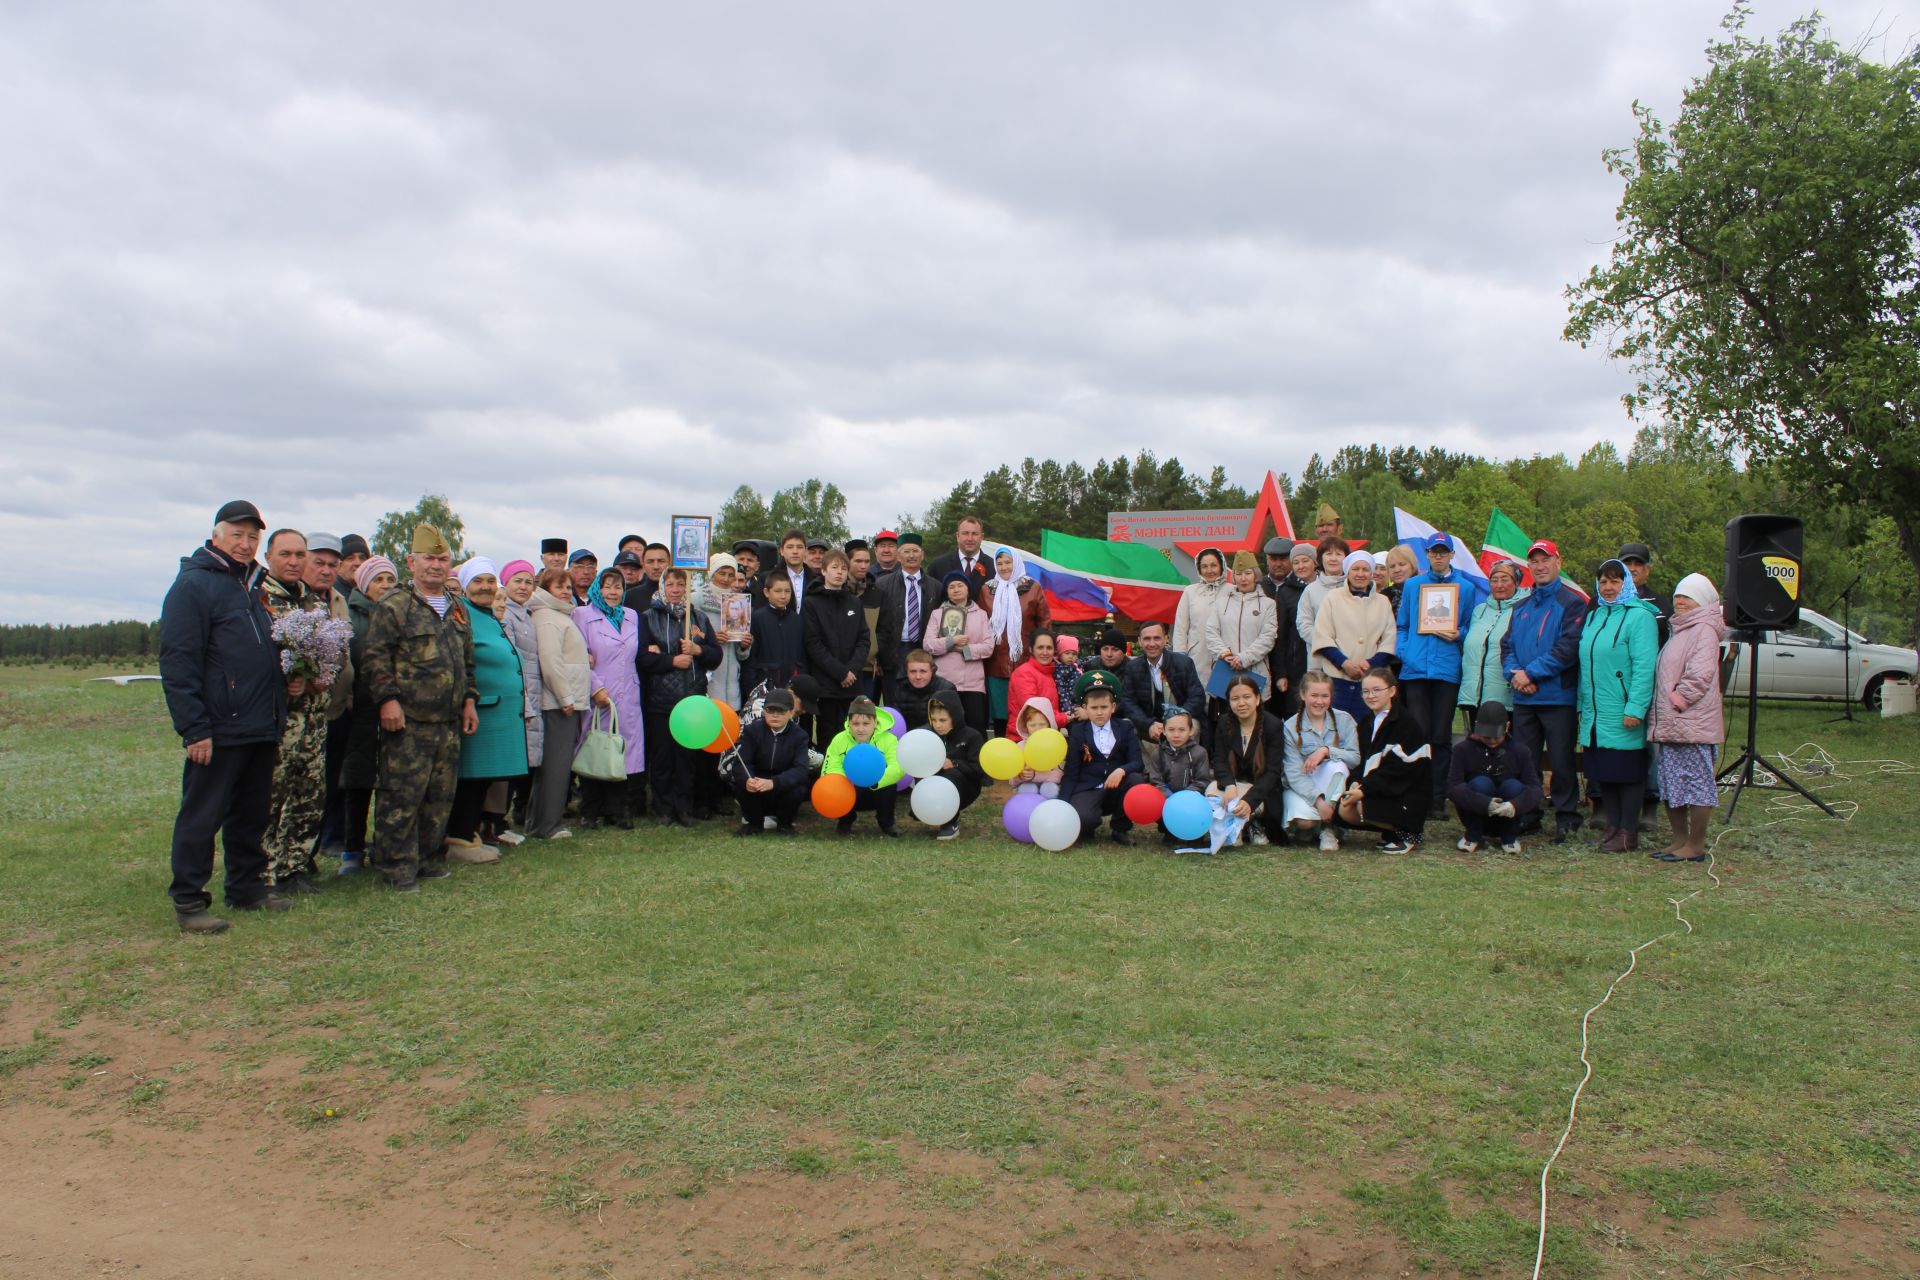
top-left (587, 577), bottom-right (623, 630)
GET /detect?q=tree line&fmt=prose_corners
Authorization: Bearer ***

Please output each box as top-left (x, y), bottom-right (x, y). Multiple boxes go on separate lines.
top-left (1, 620), bottom-right (164, 664)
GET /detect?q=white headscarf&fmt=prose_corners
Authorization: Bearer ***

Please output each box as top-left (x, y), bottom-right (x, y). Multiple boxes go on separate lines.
top-left (1673, 572), bottom-right (1720, 608)
top-left (1342, 550), bottom-right (1375, 575)
top-left (988, 546), bottom-right (1026, 664)
top-left (457, 557), bottom-right (498, 591)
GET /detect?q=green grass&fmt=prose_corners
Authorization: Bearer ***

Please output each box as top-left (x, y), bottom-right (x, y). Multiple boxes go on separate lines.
top-left (2, 664), bottom-right (1918, 1275)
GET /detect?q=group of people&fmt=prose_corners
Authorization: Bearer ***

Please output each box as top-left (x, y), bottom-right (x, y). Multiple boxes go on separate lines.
top-left (158, 498), bottom-right (1730, 934)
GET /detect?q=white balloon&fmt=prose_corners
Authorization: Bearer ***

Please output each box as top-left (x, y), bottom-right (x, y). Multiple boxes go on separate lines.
top-left (909, 775), bottom-right (961, 826)
top-left (1028, 798), bottom-right (1081, 851)
top-left (896, 728), bottom-right (947, 780)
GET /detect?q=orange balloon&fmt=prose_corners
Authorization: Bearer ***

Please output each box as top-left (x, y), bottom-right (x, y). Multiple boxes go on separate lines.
top-left (811, 774), bottom-right (856, 819)
top-left (701, 699), bottom-right (742, 754)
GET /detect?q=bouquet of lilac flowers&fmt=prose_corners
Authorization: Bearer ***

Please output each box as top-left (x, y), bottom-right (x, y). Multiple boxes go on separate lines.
top-left (272, 609), bottom-right (354, 688)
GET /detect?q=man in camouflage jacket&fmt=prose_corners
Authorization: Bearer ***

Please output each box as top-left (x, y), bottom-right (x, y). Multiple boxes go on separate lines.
top-left (260, 529), bottom-right (332, 893)
top-left (362, 525), bottom-right (478, 890)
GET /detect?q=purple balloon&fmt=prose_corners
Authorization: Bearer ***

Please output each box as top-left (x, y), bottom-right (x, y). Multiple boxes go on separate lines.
top-left (882, 706), bottom-right (904, 732)
top-left (897, 774), bottom-right (914, 792)
top-left (1002, 792), bottom-right (1045, 844)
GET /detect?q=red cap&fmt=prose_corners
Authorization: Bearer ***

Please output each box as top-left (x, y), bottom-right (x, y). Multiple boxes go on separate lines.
top-left (874, 529), bottom-right (899, 542)
top-left (1527, 539), bottom-right (1560, 558)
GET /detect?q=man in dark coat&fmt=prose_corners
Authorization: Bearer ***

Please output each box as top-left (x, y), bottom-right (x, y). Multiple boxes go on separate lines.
top-left (1118, 620), bottom-right (1207, 748)
top-left (926, 515), bottom-right (994, 604)
top-left (362, 524), bottom-right (478, 890)
top-left (1061, 671), bottom-right (1146, 845)
top-left (636, 568), bottom-right (724, 826)
top-left (160, 500), bottom-right (291, 933)
top-left (872, 533), bottom-right (936, 702)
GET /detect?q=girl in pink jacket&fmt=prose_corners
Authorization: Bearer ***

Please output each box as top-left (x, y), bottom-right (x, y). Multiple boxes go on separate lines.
top-left (924, 571), bottom-right (994, 739)
top-left (1647, 573), bottom-right (1729, 863)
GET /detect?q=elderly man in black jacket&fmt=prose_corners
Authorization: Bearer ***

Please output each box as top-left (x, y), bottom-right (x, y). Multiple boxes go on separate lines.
top-left (1118, 620), bottom-right (1207, 753)
top-left (1264, 540), bottom-right (1319, 716)
top-left (159, 500), bottom-right (291, 933)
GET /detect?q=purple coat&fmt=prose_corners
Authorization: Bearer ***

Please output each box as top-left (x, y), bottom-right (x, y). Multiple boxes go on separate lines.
top-left (1648, 605), bottom-right (1728, 745)
top-left (573, 605), bottom-right (647, 774)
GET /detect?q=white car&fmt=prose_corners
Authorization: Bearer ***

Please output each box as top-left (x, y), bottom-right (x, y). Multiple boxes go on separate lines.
top-left (1721, 609), bottom-right (1916, 710)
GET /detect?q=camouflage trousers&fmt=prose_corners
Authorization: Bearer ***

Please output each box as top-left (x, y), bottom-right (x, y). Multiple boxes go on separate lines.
top-left (264, 706), bottom-right (328, 884)
top-left (372, 720), bottom-right (460, 882)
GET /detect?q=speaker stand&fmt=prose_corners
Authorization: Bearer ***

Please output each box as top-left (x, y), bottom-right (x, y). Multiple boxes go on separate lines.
top-left (1821, 572), bottom-right (1865, 725)
top-left (1719, 633), bottom-right (1838, 823)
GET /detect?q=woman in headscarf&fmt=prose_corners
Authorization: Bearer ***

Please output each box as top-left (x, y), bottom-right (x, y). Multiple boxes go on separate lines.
top-left (1310, 550), bottom-right (1397, 721)
top-left (1295, 537), bottom-right (1351, 645)
top-left (1206, 551), bottom-right (1280, 710)
top-left (528, 568), bottom-right (588, 840)
top-left (1576, 558), bottom-right (1660, 852)
top-left (573, 564), bottom-right (647, 829)
top-left (496, 559), bottom-right (543, 842)
top-left (984, 546), bottom-right (1050, 735)
top-left (1173, 547), bottom-right (1231, 693)
top-left (1456, 559), bottom-right (1529, 724)
top-left (338, 555), bottom-right (398, 874)
top-left (923, 569), bottom-right (993, 736)
top-left (696, 552), bottom-right (753, 710)
top-left (447, 559), bottom-right (527, 862)
top-left (1647, 572), bottom-right (1728, 863)
top-left (638, 567), bottom-right (723, 826)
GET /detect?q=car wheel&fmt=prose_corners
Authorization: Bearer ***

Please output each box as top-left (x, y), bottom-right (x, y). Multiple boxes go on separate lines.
top-left (1861, 675), bottom-right (1885, 713)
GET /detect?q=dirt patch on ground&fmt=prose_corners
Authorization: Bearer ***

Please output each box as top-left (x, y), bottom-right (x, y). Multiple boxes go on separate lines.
top-left (3, 1011), bottom-right (1914, 1279)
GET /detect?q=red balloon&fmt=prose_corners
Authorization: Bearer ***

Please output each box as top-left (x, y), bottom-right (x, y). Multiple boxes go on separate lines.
top-left (701, 699), bottom-right (742, 754)
top-left (811, 774), bottom-right (856, 819)
top-left (1122, 783), bottom-right (1166, 826)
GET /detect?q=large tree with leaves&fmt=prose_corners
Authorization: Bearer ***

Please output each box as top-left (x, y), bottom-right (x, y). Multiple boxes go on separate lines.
top-left (1565, 8), bottom-right (1920, 639)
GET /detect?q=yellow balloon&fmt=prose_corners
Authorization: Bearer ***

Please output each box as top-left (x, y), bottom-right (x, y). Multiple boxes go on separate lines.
top-left (979, 736), bottom-right (1026, 781)
top-left (1022, 727), bottom-right (1068, 772)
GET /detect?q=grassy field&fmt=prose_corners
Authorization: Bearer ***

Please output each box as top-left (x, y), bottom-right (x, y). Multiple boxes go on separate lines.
top-left (2, 664), bottom-right (1917, 1277)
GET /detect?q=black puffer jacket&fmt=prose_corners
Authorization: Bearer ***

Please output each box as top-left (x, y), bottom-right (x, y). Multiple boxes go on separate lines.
top-left (636, 596), bottom-right (722, 714)
top-left (802, 584), bottom-right (870, 693)
top-left (159, 544), bottom-right (285, 747)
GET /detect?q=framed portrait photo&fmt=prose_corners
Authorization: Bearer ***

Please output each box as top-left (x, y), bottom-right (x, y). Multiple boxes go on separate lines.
top-left (1417, 581), bottom-right (1461, 636)
top-left (670, 515), bottom-right (712, 571)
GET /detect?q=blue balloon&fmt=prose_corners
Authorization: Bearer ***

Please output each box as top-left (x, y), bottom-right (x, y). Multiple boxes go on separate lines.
top-left (1163, 790), bottom-right (1212, 841)
top-left (843, 742), bottom-right (887, 789)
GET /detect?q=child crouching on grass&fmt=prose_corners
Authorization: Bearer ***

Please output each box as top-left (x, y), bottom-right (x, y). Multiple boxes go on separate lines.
top-left (1280, 671), bottom-right (1360, 852)
top-left (925, 695), bottom-right (983, 840)
top-left (823, 697), bottom-right (902, 837)
top-left (1143, 708), bottom-right (1213, 846)
top-left (726, 687), bottom-right (811, 837)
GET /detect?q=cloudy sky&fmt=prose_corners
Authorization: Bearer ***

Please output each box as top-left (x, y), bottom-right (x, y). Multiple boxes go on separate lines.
top-left (1, 1), bottom-right (1908, 623)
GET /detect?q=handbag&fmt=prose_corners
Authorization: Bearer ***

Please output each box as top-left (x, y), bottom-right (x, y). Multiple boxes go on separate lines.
top-left (572, 703), bottom-right (627, 781)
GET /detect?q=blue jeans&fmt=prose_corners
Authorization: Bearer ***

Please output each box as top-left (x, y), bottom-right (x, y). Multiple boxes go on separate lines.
top-left (1458, 775), bottom-right (1527, 843)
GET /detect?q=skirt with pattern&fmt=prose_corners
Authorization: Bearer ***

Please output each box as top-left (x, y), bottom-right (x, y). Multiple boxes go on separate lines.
top-left (1657, 742), bottom-right (1719, 808)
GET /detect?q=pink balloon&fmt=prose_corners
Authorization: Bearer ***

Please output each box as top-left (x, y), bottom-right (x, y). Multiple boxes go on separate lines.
top-left (1002, 792), bottom-right (1045, 844)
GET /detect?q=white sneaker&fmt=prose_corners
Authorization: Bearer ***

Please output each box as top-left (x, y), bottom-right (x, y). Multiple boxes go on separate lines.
top-left (1318, 828), bottom-right (1340, 852)
top-left (763, 817), bottom-right (778, 830)
top-left (494, 829), bottom-right (525, 847)
top-left (1501, 838), bottom-right (1522, 855)
top-left (1456, 836), bottom-right (1480, 853)
top-left (1250, 827), bottom-right (1270, 846)
top-left (548, 828), bottom-right (573, 840)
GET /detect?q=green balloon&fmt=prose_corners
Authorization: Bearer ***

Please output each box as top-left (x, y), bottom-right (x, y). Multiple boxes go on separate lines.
top-left (669, 695), bottom-right (722, 749)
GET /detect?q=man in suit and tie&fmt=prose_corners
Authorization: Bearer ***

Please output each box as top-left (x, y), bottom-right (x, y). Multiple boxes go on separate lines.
top-left (873, 533), bottom-right (936, 704)
top-left (927, 515), bottom-right (994, 604)
top-left (1118, 620), bottom-right (1207, 755)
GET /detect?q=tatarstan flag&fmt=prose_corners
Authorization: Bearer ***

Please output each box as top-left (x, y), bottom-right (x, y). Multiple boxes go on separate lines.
top-left (1481, 507), bottom-right (1535, 585)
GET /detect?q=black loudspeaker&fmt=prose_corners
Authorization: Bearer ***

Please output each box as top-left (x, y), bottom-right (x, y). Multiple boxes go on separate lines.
top-left (1723, 514), bottom-right (1803, 630)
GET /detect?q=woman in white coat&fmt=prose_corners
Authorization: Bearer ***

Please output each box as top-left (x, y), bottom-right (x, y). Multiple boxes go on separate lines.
top-left (1206, 551), bottom-right (1281, 705)
top-left (1172, 546), bottom-right (1231, 694)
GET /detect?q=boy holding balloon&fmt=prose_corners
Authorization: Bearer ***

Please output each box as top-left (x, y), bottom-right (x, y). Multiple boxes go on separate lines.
top-left (725, 688), bottom-right (812, 836)
top-left (821, 697), bottom-right (903, 836)
top-left (923, 695), bottom-right (983, 839)
top-left (1060, 671), bottom-right (1146, 846)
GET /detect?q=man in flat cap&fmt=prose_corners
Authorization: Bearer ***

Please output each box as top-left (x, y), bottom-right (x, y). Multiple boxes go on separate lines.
top-left (362, 524), bottom-right (478, 891)
top-left (567, 549), bottom-right (597, 607)
top-left (159, 500), bottom-right (289, 932)
top-left (257, 528), bottom-right (332, 894)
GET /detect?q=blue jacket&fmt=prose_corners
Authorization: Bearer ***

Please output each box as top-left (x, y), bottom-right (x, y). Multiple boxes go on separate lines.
top-left (1500, 579), bottom-right (1589, 706)
top-left (1395, 568), bottom-right (1486, 683)
top-left (159, 543), bottom-right (286, 747)
top-left (1118, 651), bottom-right (1207, 739)
top-left (1061, 716), bottom-right (1143, 796)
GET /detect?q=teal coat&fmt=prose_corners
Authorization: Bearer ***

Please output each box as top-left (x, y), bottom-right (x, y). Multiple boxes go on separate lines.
top-left (1576, 594), bottom-right (1659, 752)
top-left (1457, 587), bottom-right (1529, 710)
top-left (459, 610), bottom-right (530, 779)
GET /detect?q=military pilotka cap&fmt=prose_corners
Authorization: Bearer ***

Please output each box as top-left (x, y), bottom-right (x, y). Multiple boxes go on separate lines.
top-left (214, 499), bottom-right (265, 529)
top-left (1074, 669), bottom-right (1120, 699)
top-left (411, 524), bottom-right (451, 556)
